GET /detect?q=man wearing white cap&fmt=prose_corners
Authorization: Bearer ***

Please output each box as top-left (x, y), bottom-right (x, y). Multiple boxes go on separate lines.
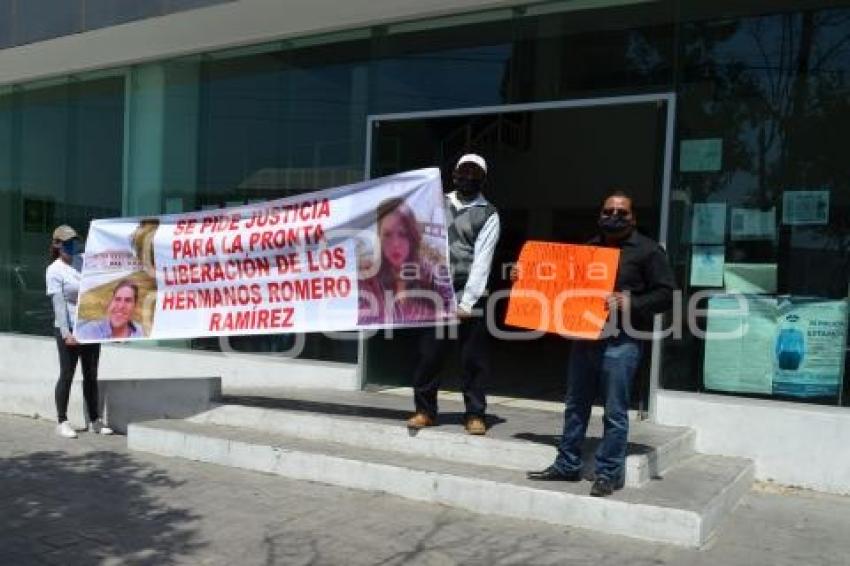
top-left (407, 153), bottom-right (500, 435)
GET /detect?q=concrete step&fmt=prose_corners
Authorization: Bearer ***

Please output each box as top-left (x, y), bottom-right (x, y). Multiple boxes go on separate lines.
top-left (128, 419), bottom-right (753, 547)
top-left (187, 403), bottom-right (695, 488)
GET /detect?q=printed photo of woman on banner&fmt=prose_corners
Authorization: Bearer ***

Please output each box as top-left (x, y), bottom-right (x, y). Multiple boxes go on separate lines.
top-left (357, 196), bottom-right (454, 326)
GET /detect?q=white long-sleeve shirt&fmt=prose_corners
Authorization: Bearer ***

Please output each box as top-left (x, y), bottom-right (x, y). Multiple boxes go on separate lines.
top-left (447, 191), bottom-right (501, 313)
top-left (46, 258), bottom-right (81, 339)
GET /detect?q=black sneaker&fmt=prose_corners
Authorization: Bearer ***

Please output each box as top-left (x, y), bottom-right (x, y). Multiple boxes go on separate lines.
top-left (526, 465), bottom-right (582, 482)
top-left (590, 476), bottom-right (624, 497)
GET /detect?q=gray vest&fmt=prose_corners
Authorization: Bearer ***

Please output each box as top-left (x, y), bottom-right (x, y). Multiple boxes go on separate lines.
top-left (446, 196), bottom-right (497, 292)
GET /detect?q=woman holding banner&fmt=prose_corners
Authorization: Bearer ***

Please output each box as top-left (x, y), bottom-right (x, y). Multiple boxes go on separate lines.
top-left (46, 225), bottom-right (113, 439)
top-left (358, 197), bottom-right (453, 325)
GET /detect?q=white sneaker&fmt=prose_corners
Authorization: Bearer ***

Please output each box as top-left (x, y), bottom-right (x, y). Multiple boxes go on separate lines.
top-left (89, 420), bottom-right (114, 435)
top-left (57, 421), bottom-right (78, 439)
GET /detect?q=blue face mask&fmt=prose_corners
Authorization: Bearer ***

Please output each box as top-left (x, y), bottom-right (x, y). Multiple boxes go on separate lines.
top-left (61, 239), bottom-right (82, 257)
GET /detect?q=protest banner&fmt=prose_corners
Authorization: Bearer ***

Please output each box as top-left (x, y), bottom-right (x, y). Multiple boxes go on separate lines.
top-left (505, 241), bottom-right (620, 339)
top-left (74, 168), bottom-right (455, 342)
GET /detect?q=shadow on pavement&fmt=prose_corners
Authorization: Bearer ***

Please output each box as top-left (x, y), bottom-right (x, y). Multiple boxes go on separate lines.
top-left (0, 450), bottom-right (204, 565)
top-left (514, 431), bottom-right (653, 456)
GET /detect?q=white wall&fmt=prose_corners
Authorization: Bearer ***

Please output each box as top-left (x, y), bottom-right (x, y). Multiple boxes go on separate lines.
top-left (0, 376), bottom-right (221, 433)
top-left (0, 333), bottom-right (358, 391)
top-left (655, 390), bottom-right (850, 495)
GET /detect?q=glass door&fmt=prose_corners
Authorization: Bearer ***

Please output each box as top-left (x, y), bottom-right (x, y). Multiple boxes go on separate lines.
top-left (364, 97), bottom-right (671, 404)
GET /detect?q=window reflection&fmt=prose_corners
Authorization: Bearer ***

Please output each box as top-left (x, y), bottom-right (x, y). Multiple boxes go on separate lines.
top-left (0, 79), bottom-right (124, 335)
top-left (665, 6), bottom-right (850, 405)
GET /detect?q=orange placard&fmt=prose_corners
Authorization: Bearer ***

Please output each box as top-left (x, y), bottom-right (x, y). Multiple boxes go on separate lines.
top-left (505, 241), bottom-right (620, 339)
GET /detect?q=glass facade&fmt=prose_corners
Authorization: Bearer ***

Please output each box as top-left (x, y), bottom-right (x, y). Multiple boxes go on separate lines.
top-left (0, 0), bottom-right (847, 404)
top-left (367, 100), bottom-right (670, 402)
top-left (665, 2), bottom-right (850, 406)
top-left (0, 75), bottom-right (124, 335)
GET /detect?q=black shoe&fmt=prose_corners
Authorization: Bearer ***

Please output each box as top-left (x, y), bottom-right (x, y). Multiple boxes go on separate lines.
top-left (526, 465), bottom-right (582, 482)
top-left (590, 476), bottom-right (624, 497)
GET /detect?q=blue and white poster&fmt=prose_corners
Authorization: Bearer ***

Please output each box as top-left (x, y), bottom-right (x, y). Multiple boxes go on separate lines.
top-left (690, 245), bottom-right (725, 287)
top-left (773, 297), bottom-right (848, 398)
top-left (704, 295), bottom-right (848, 398)
top-left (704, 295), bottom-right (776, 394)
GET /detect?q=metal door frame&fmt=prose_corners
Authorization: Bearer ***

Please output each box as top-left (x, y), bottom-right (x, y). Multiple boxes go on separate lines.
top-left (360, 92), bottom-right (677, 420)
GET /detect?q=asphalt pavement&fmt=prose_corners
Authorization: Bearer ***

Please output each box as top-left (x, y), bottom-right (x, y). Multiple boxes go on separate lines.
top-left (1, 413), bottom-right (848, 566)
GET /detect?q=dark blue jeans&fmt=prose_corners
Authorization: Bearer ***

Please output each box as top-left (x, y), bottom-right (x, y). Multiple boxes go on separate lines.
top-left (553, 333), bottom-right (642, 482)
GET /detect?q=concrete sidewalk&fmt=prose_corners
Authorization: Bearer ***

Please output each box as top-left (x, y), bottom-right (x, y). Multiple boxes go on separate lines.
top-left (1, 413), bottom-right (848, 566)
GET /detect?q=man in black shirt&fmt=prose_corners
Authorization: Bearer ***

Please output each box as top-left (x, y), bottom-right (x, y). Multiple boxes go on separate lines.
top-left (527, 190), bottom-right (675, 497)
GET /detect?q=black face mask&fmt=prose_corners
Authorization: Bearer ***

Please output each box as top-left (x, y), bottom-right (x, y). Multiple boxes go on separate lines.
top-left (598, 215), bottom-right (632, 234)
top-left (454, 177), bottom-right (483, 199)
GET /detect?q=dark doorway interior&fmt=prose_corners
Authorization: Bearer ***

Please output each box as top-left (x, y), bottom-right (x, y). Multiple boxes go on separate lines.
top-left (366, 100), bottom-right (669, 404)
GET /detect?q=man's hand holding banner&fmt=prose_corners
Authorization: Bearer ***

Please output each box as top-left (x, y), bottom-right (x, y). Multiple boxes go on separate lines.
top-left (505, 241), bottom-right (620, 340)
top-left (75, 168), bottom-right (455, 342)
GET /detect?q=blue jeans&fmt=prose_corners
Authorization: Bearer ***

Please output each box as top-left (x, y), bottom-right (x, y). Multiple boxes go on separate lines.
top-left (553, 334), bottom-right (642, 482)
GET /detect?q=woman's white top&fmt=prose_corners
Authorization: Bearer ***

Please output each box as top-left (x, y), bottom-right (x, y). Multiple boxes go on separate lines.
top-left (46, 258), bottom-right (81, 339)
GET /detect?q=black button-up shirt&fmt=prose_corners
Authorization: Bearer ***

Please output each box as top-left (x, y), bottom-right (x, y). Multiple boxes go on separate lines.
top-left (589, 230), bottom-right (676, 330)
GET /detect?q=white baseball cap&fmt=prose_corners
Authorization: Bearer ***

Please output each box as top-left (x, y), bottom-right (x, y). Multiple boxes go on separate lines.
top-left (455, 153), bottom-right (487, 174)
top-left (52, 225), bottom-right (78, 242)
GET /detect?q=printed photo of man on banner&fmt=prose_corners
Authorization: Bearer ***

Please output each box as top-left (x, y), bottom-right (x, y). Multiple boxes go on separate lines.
top-left (76, 219), bottom-right (160, 340)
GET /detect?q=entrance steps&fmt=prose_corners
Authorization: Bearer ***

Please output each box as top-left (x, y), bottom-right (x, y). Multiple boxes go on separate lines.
top-left (127, 389), bottom-right (753, 547)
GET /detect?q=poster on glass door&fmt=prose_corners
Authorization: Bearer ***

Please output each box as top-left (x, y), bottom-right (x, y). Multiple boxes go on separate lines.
top-left (704, 295), bottom-right (848, 398)
top-left (772, 297), bottom-right (848, 398)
